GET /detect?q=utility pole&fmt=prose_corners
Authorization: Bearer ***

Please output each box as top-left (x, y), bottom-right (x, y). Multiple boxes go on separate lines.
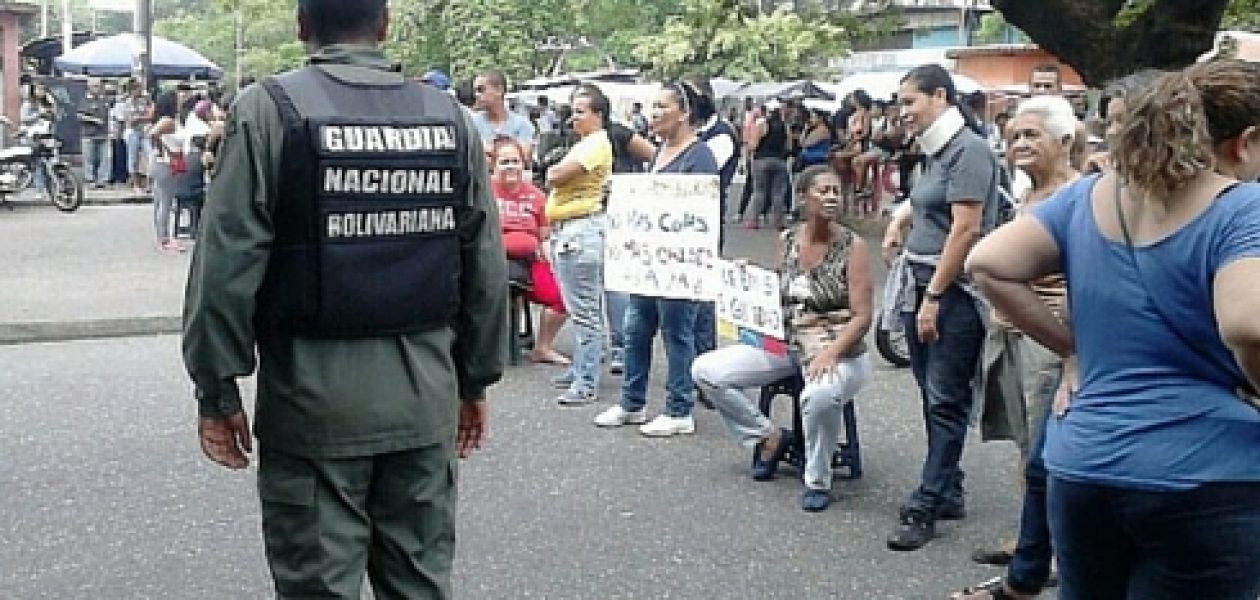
top-left (40, 0), bottom-right (48, 38)
top-left (61, 0), bottom-right (72, 55)
top-left (133, 0), bottom-right (153, 94)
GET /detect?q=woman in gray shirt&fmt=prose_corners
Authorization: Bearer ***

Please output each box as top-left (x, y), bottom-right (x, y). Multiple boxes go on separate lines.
top-left (881, 64), bottom-right (1001, 552)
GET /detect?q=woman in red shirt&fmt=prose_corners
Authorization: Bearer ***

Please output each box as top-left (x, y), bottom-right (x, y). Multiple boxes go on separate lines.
top-left (492, 137), bottom-right (570, 365)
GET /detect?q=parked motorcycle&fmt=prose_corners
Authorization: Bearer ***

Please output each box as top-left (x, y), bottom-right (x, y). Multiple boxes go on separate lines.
top-left (0, 119), bottom-right (84, 212)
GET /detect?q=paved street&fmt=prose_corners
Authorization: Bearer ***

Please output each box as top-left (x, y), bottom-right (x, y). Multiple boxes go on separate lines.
top-left (1, 203), bottom-right (1029, 599)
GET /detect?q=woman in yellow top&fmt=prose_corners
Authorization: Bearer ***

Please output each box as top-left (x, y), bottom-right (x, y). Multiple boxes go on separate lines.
top-left (545, 84), bottom-right (614, 405)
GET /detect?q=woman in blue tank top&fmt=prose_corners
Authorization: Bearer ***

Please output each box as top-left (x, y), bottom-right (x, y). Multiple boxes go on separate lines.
top-left (968, 60), bottom-right (1260, 599)
top-left (593, 81), bottom-right (718, 438)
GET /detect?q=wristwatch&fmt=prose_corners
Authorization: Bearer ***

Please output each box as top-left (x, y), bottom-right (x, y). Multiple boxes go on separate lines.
top-left (924, 289), bottom-right (945, 302)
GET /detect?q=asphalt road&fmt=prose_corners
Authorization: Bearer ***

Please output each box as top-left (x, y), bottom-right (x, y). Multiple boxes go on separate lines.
top-left (0, 205), bottom-right (1029, 599)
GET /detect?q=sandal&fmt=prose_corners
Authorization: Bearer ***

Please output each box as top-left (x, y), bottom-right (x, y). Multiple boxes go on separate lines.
top-left (950, 576), bottom-right (1025, 600)
top-left (970, 547), bottom-right (1014, 566)
top-left (529, 349), bottom-right (571, 366)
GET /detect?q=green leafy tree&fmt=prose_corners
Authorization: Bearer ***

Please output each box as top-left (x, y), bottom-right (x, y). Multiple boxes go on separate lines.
top-left (629, 0), bottom-right (876, 81)
top-left (156, 0), bottom-right (303, 87)
top-left (1223, 0), bottom-right (1260, 29)
top-left (992, 0), bottom-right (1231, 86)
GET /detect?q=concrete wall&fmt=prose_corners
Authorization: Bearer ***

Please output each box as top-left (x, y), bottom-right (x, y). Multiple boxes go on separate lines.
top-left (954, 51), bottom-right (1085, 90)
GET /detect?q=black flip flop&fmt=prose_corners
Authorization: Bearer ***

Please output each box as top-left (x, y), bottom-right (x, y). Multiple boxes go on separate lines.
top-left (970, 547), bottom-right (1014, 566)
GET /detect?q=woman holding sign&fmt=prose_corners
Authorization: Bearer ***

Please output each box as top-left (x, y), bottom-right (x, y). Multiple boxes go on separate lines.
top-left (594, 81), bottom-right (718, 437)
top-left (691, 165), bottom-right (874, 512)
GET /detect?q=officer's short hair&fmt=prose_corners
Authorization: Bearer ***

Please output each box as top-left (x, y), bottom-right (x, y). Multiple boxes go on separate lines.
top-left (298, 0), bottom-right (386, 44)
top-left (478, 70), bottom-right (508, 92)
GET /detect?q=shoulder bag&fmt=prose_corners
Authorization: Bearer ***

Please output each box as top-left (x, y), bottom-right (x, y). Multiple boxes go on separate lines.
top-left (1113, 180), bottom-right (1260, 412)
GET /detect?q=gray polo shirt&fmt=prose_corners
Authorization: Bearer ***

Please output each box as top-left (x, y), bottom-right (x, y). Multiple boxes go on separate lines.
top-left (905, 126), bottom-right (999, 258)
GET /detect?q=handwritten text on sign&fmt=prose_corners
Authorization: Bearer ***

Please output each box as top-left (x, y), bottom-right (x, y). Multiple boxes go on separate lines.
top-left (604, 174), bottom-right (721, 301)
top-left (716, 260), bottom-right (786, 341)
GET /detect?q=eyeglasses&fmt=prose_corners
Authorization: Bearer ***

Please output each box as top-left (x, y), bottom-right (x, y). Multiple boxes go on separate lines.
top-left (497, 158), bottom-right (522, 166)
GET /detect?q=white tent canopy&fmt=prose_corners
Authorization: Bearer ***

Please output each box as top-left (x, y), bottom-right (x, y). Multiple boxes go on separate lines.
top-left (819, 70), bottom-right (985, 103)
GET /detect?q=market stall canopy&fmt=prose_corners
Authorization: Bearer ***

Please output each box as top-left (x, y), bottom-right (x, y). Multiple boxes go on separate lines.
top-left (736, 80), bottom-right (835, 101)
top-left (820, 70), bottom-right (985, 103)
top-left (53, 33), bottom-right (222, 79)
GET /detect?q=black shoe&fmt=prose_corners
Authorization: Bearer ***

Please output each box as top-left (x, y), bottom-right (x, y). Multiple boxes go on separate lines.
top-left (939, 498), bottom-right (966, 520)
top-left (750, 429), bottom-right (793, 481)
top-left (887, 509), bottom-right (935, 551)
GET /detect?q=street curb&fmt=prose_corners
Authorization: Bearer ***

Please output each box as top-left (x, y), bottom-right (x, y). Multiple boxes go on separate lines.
top-left (0, 316), bottom-right (180, 346)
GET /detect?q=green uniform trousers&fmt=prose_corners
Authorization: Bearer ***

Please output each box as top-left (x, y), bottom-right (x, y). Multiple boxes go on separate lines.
top-left (257, 443), bottom-right (457, 599)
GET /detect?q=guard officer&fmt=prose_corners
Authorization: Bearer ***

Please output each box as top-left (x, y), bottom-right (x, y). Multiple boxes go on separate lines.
top-left (181, 1), bottom-right (507, 598)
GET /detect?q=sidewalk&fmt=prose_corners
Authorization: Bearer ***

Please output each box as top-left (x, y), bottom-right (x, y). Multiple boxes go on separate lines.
top-left (0, 202), bottom-right (188, 345)
top-left (1, 184), bottom-right (151, 208)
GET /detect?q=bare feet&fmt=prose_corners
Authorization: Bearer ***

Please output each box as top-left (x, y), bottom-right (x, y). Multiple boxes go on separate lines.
top-left (529, 348), bottom-right (571, 366)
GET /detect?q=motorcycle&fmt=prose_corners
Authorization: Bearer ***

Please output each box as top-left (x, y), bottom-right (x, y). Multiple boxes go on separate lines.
top-left (0, 118), bottom-right (84, 212)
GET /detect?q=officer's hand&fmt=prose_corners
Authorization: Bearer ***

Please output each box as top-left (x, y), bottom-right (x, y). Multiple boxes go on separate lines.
top-left (198, 411), bottom-right (252, 470)
top-left (457, 400), bottom-right (487, 459)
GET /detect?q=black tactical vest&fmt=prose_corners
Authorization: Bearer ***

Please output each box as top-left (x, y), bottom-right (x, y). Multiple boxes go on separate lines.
top-left (255, 66), bottom-right (470, 338)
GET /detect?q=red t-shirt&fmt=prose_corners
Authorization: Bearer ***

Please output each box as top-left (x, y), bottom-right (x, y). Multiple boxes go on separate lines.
top-left (494, 180), bottom-right (548, 259)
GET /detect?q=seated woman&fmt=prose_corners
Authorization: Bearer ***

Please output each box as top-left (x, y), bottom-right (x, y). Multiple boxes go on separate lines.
top-left (492, 137), bottom-right (569, 365)
top-left (691, 164), bottom-right (874, 512)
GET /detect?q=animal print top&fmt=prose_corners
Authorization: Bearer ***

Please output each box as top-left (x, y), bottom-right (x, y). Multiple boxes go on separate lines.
top-left (780, 225), bottom-right (867, 362)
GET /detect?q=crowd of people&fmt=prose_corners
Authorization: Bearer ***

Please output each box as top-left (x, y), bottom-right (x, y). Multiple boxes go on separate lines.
top-left (464, 60), bottom-right (1260, 598)
top-left (172, 0), bottom-right (1260, 596)
top-left (20, 77), bottom-right (230, 253)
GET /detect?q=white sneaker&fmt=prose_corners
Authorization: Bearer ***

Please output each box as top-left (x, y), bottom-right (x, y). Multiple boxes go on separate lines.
top-left (639, 415), bottom-right (696, 437)
top-left (594, 406), bottom-right (647, 427)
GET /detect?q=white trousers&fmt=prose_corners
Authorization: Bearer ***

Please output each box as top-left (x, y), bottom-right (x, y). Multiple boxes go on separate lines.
top-left (691, 345), bottom-right (872, 490)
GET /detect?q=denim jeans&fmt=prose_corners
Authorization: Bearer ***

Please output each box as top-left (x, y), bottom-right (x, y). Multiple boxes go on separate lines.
top-left (549, 215), bottom-right (606, 395)
top-left (693, 301), bottom-right (717, 358)
top-left (605, 290), bottom-right (630, 355)
top-left (1048, 477), bottom-right (1260, 599)
top-left (621, 295), bottom-right (699, 417)
top-left (1006, 400), bottom-right (1052, 594)
top-left (125, 129), bottom-right (147, 175)
top-left (746, 157), bottom-right (789, 224)
top-left (902, 284), bottom-right (984, 517)
top-left (150, 160), bottom-right (177, 241)
top-left (82, 137), bottom-right (109, 184)
top-left (693, 345), bottom-right (872, 489)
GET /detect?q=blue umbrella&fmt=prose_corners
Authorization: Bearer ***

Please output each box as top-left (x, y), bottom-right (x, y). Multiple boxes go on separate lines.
top-left (53, 33), bottom-right (222, 79)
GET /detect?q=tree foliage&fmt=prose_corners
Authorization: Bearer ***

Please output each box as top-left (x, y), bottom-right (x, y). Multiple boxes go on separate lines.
top-left (628, 0), bottom-right (878, 81)
top-left (1223, 0), bottom-right (1260, 29)
top-left (991, 0), bottom-right (1231, 86)
top-left (155, 0), bottom-right (303, 86)
top-left (151, 0), bottom-right (885, 87)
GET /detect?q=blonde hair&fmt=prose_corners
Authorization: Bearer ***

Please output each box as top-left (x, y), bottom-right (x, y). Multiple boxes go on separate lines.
top-left (1115, 60), bottom-right (1260, 196)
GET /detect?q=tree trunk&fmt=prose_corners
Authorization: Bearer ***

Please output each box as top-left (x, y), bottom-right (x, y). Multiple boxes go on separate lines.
top-left (992, 0), bottom-right (1230, 87)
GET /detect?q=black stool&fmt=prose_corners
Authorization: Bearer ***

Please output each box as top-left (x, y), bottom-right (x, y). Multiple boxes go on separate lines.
top-left (173, 192), bottom-right (204, 240)
top-left (507, 260), bottom-right (536, 366)
top-left (756, 373), bottom-right (862, 480)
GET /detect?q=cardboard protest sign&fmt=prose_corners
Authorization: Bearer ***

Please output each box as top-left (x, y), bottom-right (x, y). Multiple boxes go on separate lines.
top-left (715, 259), bottom-right (788, 356)
top-left (604, 174), bottom-right (721, 301)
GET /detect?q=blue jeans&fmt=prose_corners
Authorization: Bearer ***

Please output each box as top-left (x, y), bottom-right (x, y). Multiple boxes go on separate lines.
top-left (606, 290), bottom-right (630, 355)
top-left (693, 301), bottom-right (716, 358)
top-left (1007, 400), bottom-right (1052, 594)
top-left (82, 137), bottom-right (109, 184)
top-left (1048, 477), bottom-right (1260, 599)
top-left (550, 215), bottom-right (606, 395)
top-left (621, 296), bottom-right (699, 417)
top-left (902, 284), bottom-right (984, 517)
top-left (125, 129), bottom-right (147, 175)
